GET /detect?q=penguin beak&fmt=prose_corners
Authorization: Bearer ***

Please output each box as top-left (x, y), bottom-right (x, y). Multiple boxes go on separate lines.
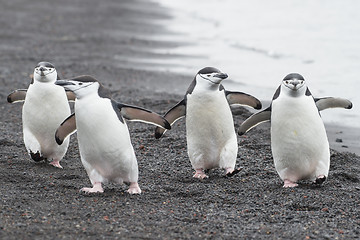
top-left (39, 67), bottom-right (46, 76)
top-left (214, 73), bottom-right (228, 79)
top-left (291, 79), bottom-right (300, 87)
top-left (55, 80), bottom-right (75, 86)
top-left (289, 79), bottom-right (303, 90)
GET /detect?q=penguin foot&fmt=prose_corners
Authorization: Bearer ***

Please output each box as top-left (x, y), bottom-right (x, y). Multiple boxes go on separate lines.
top-left (127, 182), bottom-right (141, 194)
top-left (29, 151), bottom-right (45, 162)
top-left (49, 160), bottom-right (63, 169)
top-left (314, 175), bottom-right (326, 185)
top-left (283, 179), bottom-right (298, 188)
top-left (193, 169), bottom-right (208, 179)
top-left (80, 182), bottom-right (104, 193)
top-left (225, 167), bottom-right (242, 177)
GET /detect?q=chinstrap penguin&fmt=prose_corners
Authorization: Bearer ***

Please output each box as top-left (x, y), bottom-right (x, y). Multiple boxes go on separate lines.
top-left (55, 75), bottom-right (171, 194)
top-left (238, 73), bottom-right (353, 187)
top-left (155, 67), bottom-right (262, 179)
top-left (7, 62), bottom-right (75, 168)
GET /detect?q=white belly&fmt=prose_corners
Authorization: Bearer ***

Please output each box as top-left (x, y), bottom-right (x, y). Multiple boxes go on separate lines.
top-left (22, 83), bottom-right (70, 157)
top-left (75, 97), bottom-right (138, 183)
top-left (186, 91), bottom-right (237, 169)
top-left (271, 95), bottom-right (330, 181)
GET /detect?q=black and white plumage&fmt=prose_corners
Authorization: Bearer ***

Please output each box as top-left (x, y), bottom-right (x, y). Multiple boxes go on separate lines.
top-left (55, 75), bottom-right (170, 194)
top-left (7, 62), bottom-right (75, 168)
top-left (155, 67), bottom-right (262, 179)
top-left (239, 73), bottom-right (353, 187)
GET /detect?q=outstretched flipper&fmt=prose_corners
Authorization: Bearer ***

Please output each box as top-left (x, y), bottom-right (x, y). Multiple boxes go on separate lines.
top-left (7, 89), bottom-right (27, 103)
top-left (117, 103), bottom-right (171, 130)
top-left (154, 99), bottom-right (186, 139)
top-left (225, 90), bottom-right (262, 109)
top-left (238, 107), bottom-right (271, 135)
top-left (8, 88), bottom-right (76, 103)
top-left (315, 97), bottom-right (353, 111)
top-left (55, 113), bottom-right (77, 145)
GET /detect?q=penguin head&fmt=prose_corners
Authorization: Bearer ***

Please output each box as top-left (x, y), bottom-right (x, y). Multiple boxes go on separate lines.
top-left (55, 75), bottom-right (100, 99)
top-left (195, 67), bottom-right (228, 85)
top-left (282, 73), bottom-right (306, 92)
top-left (33, 62), bottom-right (57, 83)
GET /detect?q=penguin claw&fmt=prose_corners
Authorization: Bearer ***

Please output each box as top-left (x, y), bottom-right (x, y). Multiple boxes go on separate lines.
top-left (283, 179), bottom-right (298, 188)
top-left (193, 174), bottom-right (209, 179)
top-left (127, 182), bottom-right (141, 194)
top-left (193, 169), bottom-right (208, 179)
top-left (80, 187), bottom-right (104, 193)
top-left (49, 160), bottom-right (63, 169)
top-left (80, 182), bottom-right (104, 193)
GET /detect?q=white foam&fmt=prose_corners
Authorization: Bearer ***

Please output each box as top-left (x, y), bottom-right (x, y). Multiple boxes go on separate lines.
top-left (142, 0), bottom-right (360, 128)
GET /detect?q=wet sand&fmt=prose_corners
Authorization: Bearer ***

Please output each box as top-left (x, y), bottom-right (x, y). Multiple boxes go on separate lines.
top-left (1, 0), bottom-right (359, 239)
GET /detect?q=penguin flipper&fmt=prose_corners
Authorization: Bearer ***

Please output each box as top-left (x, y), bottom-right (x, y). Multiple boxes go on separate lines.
top-left (118, 103), bottom-right (171, 130)
top-left (7, 89), bottom-right (27, 103)
top-left (55, 113), bottom-right (77, 145)
top-left (155, 99), bottom-right (186, 139)
top-left (225, 91), bottom-right (262, 109)
top-left (315, 97), bottom-right (353, 111)
top-left (66, 90), bottom-right (76, 102)
top-left (238, 107), bottom-right (271, 135)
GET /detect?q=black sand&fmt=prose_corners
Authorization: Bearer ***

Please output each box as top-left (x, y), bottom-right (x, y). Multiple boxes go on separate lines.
top-left (1, 0), bottom-right (359, 239)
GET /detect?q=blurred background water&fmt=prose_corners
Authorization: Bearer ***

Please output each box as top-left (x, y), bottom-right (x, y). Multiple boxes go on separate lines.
top-left (130, 0), bottom-right (360, 128)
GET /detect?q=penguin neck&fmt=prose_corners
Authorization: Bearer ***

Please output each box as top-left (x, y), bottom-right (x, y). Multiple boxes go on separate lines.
top-left (73, 82), bottom-right (103, 100)
top-left (194, 78), bottom-right (221, 93)
top-left (33, 76), bottom-right (56, 84)
top-left (282, 85), bottom-right (306, 98)
top-left (75, 91), bottom-right (99, 100)
top-left (33, 71), bottom-right (57, 84)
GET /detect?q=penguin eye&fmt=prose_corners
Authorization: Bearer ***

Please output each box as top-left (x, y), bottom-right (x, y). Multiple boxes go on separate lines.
top-left (285, 81), bottom-right (289, 84)
top-left (207, 74), bottom-right (211, 77)
top-left (78, 82), bottom-right (83, 85)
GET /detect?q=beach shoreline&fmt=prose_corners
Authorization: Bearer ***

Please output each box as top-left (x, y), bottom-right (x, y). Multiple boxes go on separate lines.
top-left (0, 0), bottom-right (359, 239)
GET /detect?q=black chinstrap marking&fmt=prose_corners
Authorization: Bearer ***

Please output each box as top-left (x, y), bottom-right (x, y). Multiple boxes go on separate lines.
top-left (72, 83), bottom-right (94, 92)
top-left (199, 74), bottom-right (221, 84)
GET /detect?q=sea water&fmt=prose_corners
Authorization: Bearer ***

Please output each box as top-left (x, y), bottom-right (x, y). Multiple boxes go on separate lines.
top-left (134, 0), bottom-right (360, 128)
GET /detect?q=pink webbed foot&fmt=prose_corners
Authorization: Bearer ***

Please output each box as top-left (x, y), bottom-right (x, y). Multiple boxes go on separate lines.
top-left (49, 160), bottom-right (63, 169)
top-left (225, 167), bottom-right (242, 177)
top-left (193, 169), bottom-right (208, 179)
top-left (283, 179), bottom-right (298, 188)
top-left (127, 182), bottom-right (141, 194)
top-left (80, 182), bottom-right (104, 193)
